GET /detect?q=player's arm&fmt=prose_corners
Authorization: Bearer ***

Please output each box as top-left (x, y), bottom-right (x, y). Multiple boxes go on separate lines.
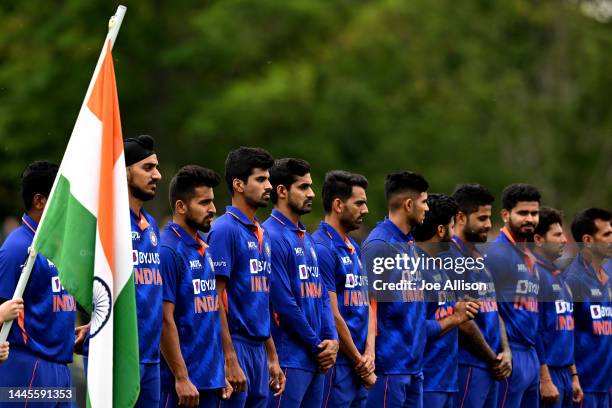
top-left (492, 316), bottom-right (512, 379)
top-left (457, 320), bottom-right (498, 365)
top-left (0, 298), bottom-right (23, 323)
top-left (161, 302), bottom-right (199, 407)
top-left (359, 303), bottom-right (377, 388)
top-left (539, 363), bottom-right (560, 404)
top-left (568, 364), bottom-right (583, 404)
top-left (328, 292), bottom-right (361, 366)
top-left (431, 300), bottom-right (479, 337)
top-left (265, 336), bottom-right (285, 396)
top-left (216, 278), bottom-right (247, 393)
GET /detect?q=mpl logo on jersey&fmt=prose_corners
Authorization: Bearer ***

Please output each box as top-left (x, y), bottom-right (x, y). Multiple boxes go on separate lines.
top-left (131, 231), bottom-right (141, 241)
top-left (294, 247), bottom-right (304, 256)
top-left (247, 241), bottom-right (257, 251)
top-left (189, 259), bottom-right (203, 270)
top-left (341, 256), bottom-right (352, 266)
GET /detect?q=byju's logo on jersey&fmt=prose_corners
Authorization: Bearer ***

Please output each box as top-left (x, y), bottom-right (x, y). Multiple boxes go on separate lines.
top-left (249, 258), bottom-right (271, 274)
top-left (515, 279), bottom-right (538, 295)
top-left (192, 278), bottom-right (216, 295)
top-left (294, 247), bottom-right (304, 256)
top-left (299, 265), bottom-right (308, 280)
top-left (248, 241), bottom-right (257, 251)
top-left (345, 273), bottom-right (355, 288)
top-left (555, 300), bottom-right (573, 314)
top-left (51, 276), bottom-right (65, 293)
top-left (591, 305), bottom-right (612, 320)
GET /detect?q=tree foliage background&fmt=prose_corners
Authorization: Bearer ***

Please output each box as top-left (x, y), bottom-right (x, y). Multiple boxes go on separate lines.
top-left (1, 0), bottom-right (611, 231)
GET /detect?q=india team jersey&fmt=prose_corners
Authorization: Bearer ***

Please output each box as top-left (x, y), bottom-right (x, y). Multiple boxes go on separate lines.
top-left (313, 221), bottom-right (369, 366)
top-left (534, 254), bottom-right (574, 368)
top-left (207, 206), bottom-right (271, 342)
top-left (263, 210), bottom-right (336, 372)
top-left (131, 208), bottom-right (163, 363)
top-left (362, 218), bottom-right (428, 375)
top-left (564, 254), bottom-right (612, 392)
top-left (159, 223), bottom-right (225, 391)
top-left (419, 248), bottom-right (458, 393)
top-left (447, 235), bottom-right (501, 368)
top-left (0, 214), bottom-right (76, 363)
top-left (486, 228), bottom-right (539, 349)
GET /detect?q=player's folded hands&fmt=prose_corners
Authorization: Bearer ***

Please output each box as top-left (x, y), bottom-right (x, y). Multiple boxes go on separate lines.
top-left (317, 339), bottom-right (339, 373)
top-left (355, 352), bottom-right (375, 377)
top-left (454, 300), bottom-right (480, 322)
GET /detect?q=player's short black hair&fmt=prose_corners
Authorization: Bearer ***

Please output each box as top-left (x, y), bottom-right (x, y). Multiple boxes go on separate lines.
top-left (269, 158), bottom-right (311, 204)
top-left (224, 147), bottom-right (274, 195)
top-left (384, 171), bottom-right (428, 210)
top-left (169, 165), bottom-right (221, 211)
top-left (412, 194), bottom-right (458, 242)
top-left (534, 207), bottom-right (564, 237)
top-left (322, 170), bottom-right (368, 213)
top-left (451, 183), bottom-right (495, 215)
top-left (21, 160), bottom-right (59, 211)
top-left (501, 183), bottom-right (541, 211)
top-left (571, 208), bottom-right (612, 243)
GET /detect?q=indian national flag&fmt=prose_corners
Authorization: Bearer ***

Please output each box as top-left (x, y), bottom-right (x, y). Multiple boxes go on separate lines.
top-left (33, 38), bottom-right (139, 407)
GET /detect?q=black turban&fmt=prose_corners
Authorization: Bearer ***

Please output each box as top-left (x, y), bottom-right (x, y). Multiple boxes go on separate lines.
top-left (124, 135), bottom-right (156, 166)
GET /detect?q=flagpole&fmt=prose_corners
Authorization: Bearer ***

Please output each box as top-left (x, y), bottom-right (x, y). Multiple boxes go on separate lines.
top-left (0, 5), bottom-right (127, 343)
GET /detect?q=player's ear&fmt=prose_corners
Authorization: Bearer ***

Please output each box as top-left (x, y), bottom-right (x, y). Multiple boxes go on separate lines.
top-left (33, 193), bottom-right (47, 211)
top-left (501, 208), bottom-right (510, 224)
top-left (232, 178), bottom-right (245, 194)
top-left (332, 198), bottom-right (343, 214)
top-left (175, 200), bottom-right (187, 215)
top-left (436, 224), bottom-right (445, 239)
top-left (276, 185), bottom-right (288, 201)
top-left (456, 211), bottom-right (467, 226)
top-left (533, 234), bottom-right (544, 247)
top-left (582, 234), bottom-right (594, 247)
top-left (403, 197), bottom-right (413, 213)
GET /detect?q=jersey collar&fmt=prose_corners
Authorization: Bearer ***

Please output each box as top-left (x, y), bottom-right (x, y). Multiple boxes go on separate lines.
top-left (225, 205), bottom-right (260, 228)
top-left (319, 221), bottom-right (353, 251)
top-left (168, 222), bottom-right (207, 252)
top-left (577, 252), bottom-right (609, 286)
top-left (130, 208), bottom-right (150, 231)
top-left (21, 213), bottom-right (38, 235)
top-left (270, 209), bottom-right (306, 234)
top-left (380, 217), bottom-right (414, 243)
top-left (532, 252), bottom-right (560, 276)
top-left (500, 227), bottom-right (535, 273)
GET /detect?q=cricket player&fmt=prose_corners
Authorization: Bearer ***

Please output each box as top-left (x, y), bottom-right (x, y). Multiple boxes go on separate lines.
top-left (207, 147), bottom-right (285, 408)
top-left (532, 207), bottom-right (583, 407)
top-left (486, 183), bottom-right (542, 408)
top-left (449, 184), bottom-right (512, 408)
top-left (264, 158), bottom-right (338, 407)
top-left (362, 171), bottom-right (429, 408)
top-left (564, 208), bottom-right (612, 408)
top-left (0, 161), bottom-right (76, 407)
top-left (412, 193), bottom-right (480, 408)
top-left (159, 165), bottom-right (232, 407)
top-left (313, 170), bottom-right (375, 408)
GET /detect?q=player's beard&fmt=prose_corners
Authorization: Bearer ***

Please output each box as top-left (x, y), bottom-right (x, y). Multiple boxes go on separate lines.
top-left (463, 223), bottom-right (489, 243)
top-left (339, 210), bottom-right (361, 233)
top-left (185, 211), bottom-right (212, 233)
top-left (128, 182), bottom-right (156, 202)
top-left (245, 191), bottom-right (270, 209)
top-left (288, 195), bottom-right (312, 216)
top-left (508, 217), bottom-right (536, 241)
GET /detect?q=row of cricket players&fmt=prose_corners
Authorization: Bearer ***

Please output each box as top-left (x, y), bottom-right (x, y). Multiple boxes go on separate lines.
top-left (0, 136), bottom-right (611, 408)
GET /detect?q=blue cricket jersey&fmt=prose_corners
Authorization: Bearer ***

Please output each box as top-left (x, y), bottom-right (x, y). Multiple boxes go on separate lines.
top-left (534, 254), bottom-right (574, 368)
top-left (313, 221), bottom-right (369, 366)
top-left (263, 210), bottom-right (336, 372)
top-left (486, 228), bottom-right (539, 349)
top-left (447, 235), bottom-right (501, 368)
top-left (564, 254), bottom-right (612, 392)
top-left (0, 214), bottom-right (76, 363)
top-left (131, 208), bottom-right (163, 364)
top-left (207, 206), bottom-right (271, 342)
top-left (418, 247), bottom-right (459, 393)
top-left (362, 218), bottom-right (430, 375)
top-left (159, 222), bottom-right (225, 391)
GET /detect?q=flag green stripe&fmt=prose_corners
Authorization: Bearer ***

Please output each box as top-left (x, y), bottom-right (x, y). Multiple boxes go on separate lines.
top-left (113, 275), bottom-right (140, 408)
top-left (34, 174), bottom-right (96, 313)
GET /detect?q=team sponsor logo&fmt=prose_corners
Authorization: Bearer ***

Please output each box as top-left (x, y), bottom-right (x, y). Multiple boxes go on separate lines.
top-left (552, 284), bottom-right (561, 292)
top-left (591, 305), bottom-right (612, 320)
top-left (517, 264), bottom-right (528, 273)
top-left (132, 250), bottom-right (160, 266)
top-left (299, 265), bottom-right (308, 280)
top-left (249, 259), bottom-right (259, 274)
top-left (192, 278), bottom-right (216, 295)
top-left (294, 247), bottom-right (304, 256)
top-left (591, 288), bottom-right (602, 297)
top-left (555, 300), bottom-right (573, 314)
top-left (345, 273), bottom-right (355, 288)
top-left (341, 256), bottom-right (352, 266)
top-left (515, 279), bottom-right (538, 295)
top-left (51, 276), bottom-right (65, 293)
top-left (149, 230), bottom-right (158, 246)
top-left (248, 241), bottom-right (257, 251)
top-left (310, 246), bottom-right (317, 262)
top-left (131, 231), bottom-right (141, 241)
top-left (47, 259), bottom-right (56, 268)
top-left (214, 260), bottom-right (227, 268)
top-left (189, 259), bottom-right (203, 270)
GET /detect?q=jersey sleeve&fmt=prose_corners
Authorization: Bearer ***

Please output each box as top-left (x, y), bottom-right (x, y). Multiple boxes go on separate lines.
top-left (207, 224), bottom-right (234, 279)
top-left (269, 235), bottom-right (322, 355)
top-left (315, 242), bottom-right (337, 293)
top-left (0, 238), bottom-right (27, 300)
top-left (160, 245), bottom-right (181, 304)
top-left (320, 282), bottom-right (338, 341)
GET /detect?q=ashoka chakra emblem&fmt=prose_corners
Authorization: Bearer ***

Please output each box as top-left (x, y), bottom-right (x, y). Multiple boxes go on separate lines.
top-left (90, 277), bottom-right (112, 338)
